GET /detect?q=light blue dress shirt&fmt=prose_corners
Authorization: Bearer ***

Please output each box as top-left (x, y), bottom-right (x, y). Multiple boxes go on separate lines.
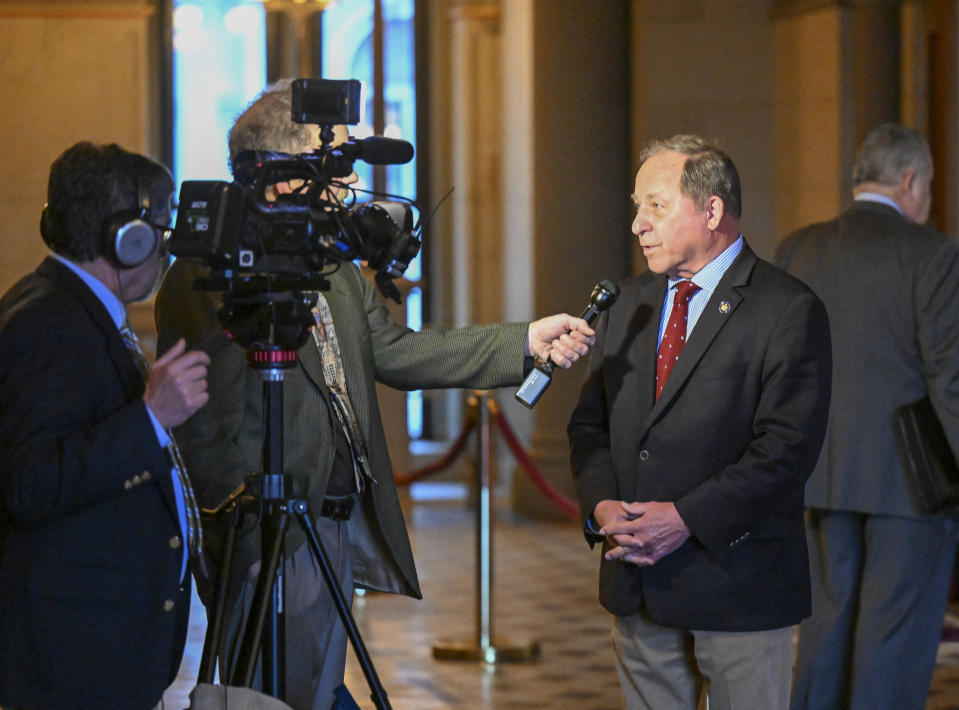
top-left (657, 234), bottom-right (744, 346)
top-left (855, 191), bottom-right (904, 214)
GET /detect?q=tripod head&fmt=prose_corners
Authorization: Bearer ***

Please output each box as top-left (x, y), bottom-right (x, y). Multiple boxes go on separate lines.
top-left (215, 288), bottom-right (317, 355)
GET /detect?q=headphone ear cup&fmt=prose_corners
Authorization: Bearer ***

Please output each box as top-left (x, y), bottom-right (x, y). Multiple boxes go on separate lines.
top-left (102, 209), bottom-right (158, 268)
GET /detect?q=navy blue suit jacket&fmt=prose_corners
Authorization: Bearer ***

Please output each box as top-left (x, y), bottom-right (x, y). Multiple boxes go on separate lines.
top-left (0, 257), bottom-right (189, 710)
top-left (568, 243), bottom-right (832, 631)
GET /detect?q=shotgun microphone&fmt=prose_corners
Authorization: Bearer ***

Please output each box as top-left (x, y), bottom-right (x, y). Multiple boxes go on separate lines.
top-left (333, 136), bottom-right (414, 165)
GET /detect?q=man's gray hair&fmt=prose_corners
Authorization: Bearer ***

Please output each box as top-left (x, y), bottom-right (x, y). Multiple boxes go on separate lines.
top-left (228, 78), bottom-right (316, 172)
top-left (639, 134), bottom-right (742, 219)
top-left (852, 123), bottom-right (933, 187)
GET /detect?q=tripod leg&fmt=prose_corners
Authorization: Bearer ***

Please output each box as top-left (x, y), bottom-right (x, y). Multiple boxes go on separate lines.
top-left (261, 501), bottom-right (287, 699)
top-left (291, 499), bottom-right (392, 710)
top-left (230, 504), bottom-right (289, 692)
top-left (198, 504), bottom-right (241, 684)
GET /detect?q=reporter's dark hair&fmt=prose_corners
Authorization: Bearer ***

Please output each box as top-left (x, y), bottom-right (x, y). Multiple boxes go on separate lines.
top-left (41, 141), bottom-right (173, 262)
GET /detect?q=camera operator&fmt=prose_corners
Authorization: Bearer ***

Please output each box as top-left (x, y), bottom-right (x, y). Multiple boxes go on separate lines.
top-left (0, 142), bottom-right (211, 710)
top-left (154, 78), bottom-right (595, 709)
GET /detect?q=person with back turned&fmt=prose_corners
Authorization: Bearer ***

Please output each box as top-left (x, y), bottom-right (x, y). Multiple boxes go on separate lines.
top-left (568, 134), bottom-right (832, 709)
top-left (0, 141), bottom-right (211, 709)
top-left (155, 78), bottom-right (597, 710)
top-left (777, 123), bottom-right (959, 710)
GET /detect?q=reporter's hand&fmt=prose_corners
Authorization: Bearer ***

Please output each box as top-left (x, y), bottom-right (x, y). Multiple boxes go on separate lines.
top-left (144, 338), bottom-right (211, 429)
top-left (527, 314), bottom-right (595, 369)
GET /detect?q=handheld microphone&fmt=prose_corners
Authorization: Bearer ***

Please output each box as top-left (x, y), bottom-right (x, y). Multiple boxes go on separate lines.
top-left (515, 279), bottom-right (620, 408)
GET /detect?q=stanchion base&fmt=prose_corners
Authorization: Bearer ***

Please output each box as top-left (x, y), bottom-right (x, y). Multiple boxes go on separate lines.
top-left (431, 637), bottom-right (541, 664)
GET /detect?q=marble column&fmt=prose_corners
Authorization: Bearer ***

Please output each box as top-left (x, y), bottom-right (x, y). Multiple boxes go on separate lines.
top-left (770, 0), bottom-right (903, 237)
top-left (501, 0), bottom-right (632, 519)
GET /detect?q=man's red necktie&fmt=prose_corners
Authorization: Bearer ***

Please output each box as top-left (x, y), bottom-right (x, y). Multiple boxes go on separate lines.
top-left (655, 280), bottom-right (700, 401)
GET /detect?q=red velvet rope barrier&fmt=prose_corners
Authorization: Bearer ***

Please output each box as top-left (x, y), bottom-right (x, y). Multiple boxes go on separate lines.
top-left (392, 394), bottom-right (580, 520)
top-left (392, 406), bottom-right (477, 486)
top-left (488, 401), bottom-right (579, 520)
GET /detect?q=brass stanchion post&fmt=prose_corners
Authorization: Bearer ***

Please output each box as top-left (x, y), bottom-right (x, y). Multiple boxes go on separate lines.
top-left (432, 391), bottom-right (540, 663)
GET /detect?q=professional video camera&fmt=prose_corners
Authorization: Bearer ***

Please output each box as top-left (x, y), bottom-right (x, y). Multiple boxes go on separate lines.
top-left (166, 78), bottom-right (421, 307)
top-left (172, 82), bottom-right (419, 709)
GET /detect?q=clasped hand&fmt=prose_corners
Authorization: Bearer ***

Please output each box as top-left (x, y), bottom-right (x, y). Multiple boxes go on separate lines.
top-left (527, 314), bottom-right (596, 368)
top-left (594, 499), bottom-right (691, 567)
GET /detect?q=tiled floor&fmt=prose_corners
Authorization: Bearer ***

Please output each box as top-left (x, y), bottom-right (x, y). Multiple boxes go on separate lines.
top-left (342, 497), bottom-right (620, 710)
top-left (163, 483), bottom-right (959, 710)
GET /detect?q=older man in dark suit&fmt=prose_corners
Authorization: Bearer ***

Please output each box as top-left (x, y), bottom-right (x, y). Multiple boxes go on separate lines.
top-left (777, 123), bottom-right (959, 710)
top-left (0, 142), bottom-right (210, 709)
top-left (568, 135), bottom-right (832, 710)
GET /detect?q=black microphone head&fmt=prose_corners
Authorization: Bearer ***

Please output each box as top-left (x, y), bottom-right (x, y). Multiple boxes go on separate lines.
top-left (591, 279), bottom-right (621, 311)
top-left (355, 136), bottom-right (414, 165)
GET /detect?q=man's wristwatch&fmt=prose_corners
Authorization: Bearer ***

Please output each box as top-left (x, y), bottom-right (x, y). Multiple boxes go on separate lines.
top-left (584, 515), bottom-right (605, 547)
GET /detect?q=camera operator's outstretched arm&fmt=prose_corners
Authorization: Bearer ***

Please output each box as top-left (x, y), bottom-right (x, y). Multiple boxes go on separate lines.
top-left (352, 264), bottom-right (593, 391)
top-left (527, 314), bottom-right (595, 369)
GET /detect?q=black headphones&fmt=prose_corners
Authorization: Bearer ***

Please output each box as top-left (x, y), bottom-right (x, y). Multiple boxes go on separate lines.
top-left (100, 177), bottom-right (159, 268)
top-left (40, 176), bottom-right (159, 269)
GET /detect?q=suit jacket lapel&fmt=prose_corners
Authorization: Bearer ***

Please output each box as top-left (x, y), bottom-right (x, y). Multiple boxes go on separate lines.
top-left (36, 257), bottom-right (143, 397)
top-left (630, 273), bottom-right (666, 411)
top-left (37, 258), bottom-right (183, 522)
top-left (640, 244), bottom-right (757, 435)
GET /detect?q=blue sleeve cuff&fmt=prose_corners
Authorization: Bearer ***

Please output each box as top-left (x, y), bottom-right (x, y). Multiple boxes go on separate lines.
top-left (144, 404), bottom-right (171, 447)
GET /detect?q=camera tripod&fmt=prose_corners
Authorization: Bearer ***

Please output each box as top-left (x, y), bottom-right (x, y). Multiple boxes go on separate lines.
top-left (195, 292), bottom-right (392, 710)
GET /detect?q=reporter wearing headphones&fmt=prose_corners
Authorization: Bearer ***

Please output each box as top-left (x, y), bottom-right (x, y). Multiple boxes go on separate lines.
top-left (0, 142), bottom-right (210, 710)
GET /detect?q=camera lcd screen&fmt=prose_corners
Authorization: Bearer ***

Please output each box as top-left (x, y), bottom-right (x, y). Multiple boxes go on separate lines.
top-left (291, 78), bottom-right (361, 126)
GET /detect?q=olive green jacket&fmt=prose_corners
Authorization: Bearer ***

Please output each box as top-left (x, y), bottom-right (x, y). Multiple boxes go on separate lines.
top-left (156, 259), bottom-right (528, 601)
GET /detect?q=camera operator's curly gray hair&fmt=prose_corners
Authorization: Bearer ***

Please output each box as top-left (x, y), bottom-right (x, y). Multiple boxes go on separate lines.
top-left (228, 78), bottom-right (317, 175)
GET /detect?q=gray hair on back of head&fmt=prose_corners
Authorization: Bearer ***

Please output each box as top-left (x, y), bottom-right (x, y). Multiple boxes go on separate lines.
top-left (228, 78), bottom-right (316, 173)
top-left (852, 123), bottom-right (933, 187)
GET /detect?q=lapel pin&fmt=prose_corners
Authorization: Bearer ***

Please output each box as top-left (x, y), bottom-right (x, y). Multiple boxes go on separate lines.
top-left (719, 301), bottom-right (731, 314)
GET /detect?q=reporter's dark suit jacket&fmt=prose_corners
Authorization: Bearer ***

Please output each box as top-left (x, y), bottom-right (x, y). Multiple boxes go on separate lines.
top-left (0, 258), bottom-right (189, 710)
top-left (568, 243), bottom-right (832, 631)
